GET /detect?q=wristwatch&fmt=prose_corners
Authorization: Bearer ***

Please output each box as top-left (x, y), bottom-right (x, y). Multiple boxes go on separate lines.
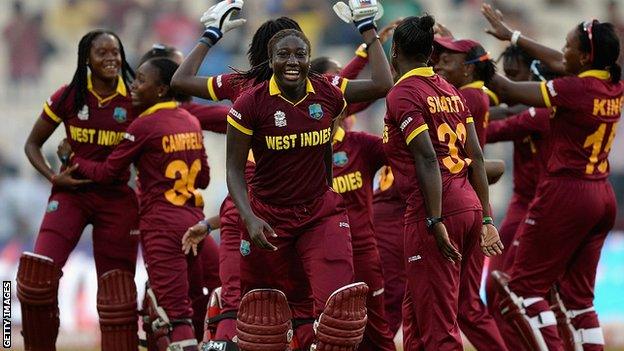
top-left (198, 219), bottom-right (213, 233)
top-left (425, 216), bottom-right (444, 229)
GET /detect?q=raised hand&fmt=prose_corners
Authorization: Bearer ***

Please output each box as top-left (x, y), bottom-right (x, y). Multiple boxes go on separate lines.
top-left (333, 0), bottom-right (381, 33)
top-left (481, 3), bottom-right (513, 41)
top-left (200, 0), bottom-right (246, 44)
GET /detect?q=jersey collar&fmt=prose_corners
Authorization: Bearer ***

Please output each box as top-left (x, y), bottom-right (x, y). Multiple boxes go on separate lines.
top-left (460, 80), bottom-right (484, 90)
top-left (333, 126), bottom-right (346, 144)
top-left (269, 75), bottom-right (315, 99)
top-left (139, 101), bottom-right (178, 117)
top-left (87, 74), bottom-right (128, 106)
top-left (395, 67), bottom-right (435, 85)
top-left (578, 69), bottom-right (610, 80)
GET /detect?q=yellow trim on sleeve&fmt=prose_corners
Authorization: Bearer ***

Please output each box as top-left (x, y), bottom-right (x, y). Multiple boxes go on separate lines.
top-left (466, 117), bottom-right (474, 124)
top-left (207, 77), bottom-right (219, 101)
top-left (459, 80), bottom-right (485, 90)
top-left (227, 116), bottom-right (253, 135)
top-left (484, 88), bottom-right (500, 106)
top-left (43, 103), bottom-right (62, 123)
top-left (339, 78), bottom-right (349, 93)
top-left (540, 81), bottom-right (552, 108)
top-left (405, 124), bottom-right (429, 145)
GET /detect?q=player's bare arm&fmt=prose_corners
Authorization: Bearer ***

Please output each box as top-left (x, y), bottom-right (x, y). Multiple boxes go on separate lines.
top-left (482, 3), bottom-right (565, 75)
top-left (171, 0), bottom-right (246, 98)
top-left (226, 125), bottom-right (277, 251)
top-left (408, 131), bottom-right (461, 263)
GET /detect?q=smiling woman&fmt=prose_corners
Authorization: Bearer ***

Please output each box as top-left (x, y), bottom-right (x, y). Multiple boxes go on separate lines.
top-left (18, 30), bottom-right (140, 351)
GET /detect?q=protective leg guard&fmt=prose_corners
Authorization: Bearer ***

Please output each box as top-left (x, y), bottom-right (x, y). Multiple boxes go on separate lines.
top-left (311, 282), bottom-right (368, 351)
top-left (168, 338), bottom-right (199, 351)
top-left (236, 289), bottom-right (293, 351)
top-left (97, 269), bottom-right (139, 351)
top-left (201, 340), bottom-right (240, 351)
top-left (492, 271), bottom-right (555, 351)
top-left (141, 283), bottom-right (174, 351)
top-left (16, 252), bottom-right (62, 351)
top-left (202, 287), bottom-right (237, 342)
top-left (549, 287), bottom-right (604, 351)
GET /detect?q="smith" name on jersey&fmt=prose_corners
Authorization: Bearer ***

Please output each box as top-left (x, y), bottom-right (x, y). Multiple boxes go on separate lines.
top-left (426, 95), bottom-right (465, 114)
top-left (69, 126), bottom-right (125, 146)
top-left (265, 127), bottom-right (332, 150)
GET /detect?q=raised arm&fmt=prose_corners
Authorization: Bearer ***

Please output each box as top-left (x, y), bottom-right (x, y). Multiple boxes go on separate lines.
top-left (487, 74), bottom-right (547, 107)
top-left (171, 0), bottom-right (246, 98)
top-left (481, 4), bottom-right (566, 75)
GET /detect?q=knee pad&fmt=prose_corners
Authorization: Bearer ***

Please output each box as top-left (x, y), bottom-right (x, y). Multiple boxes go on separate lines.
top-left (141, 282), bottom-right (195, 351)
top-left (492, 270), bottom-right (555, 351)
top-left (236, 289), bottom-right (293, 351)
top-left (311, 282), bottom-right (368, 351)
top-left (549, 287), bottom-right (604, 351)
top-left (16, 252), bottom-right (62, 351)
top-left (97, 269), bottom-right (139, 351)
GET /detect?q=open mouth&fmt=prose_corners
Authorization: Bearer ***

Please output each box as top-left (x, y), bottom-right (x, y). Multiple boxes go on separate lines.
top-left (103, 63), bottom-right (119, 74)
top-left (284, 68), bottom-right (301, 81)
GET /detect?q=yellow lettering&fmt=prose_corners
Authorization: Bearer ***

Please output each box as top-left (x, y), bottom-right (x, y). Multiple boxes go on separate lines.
top-left (162, 136), bottom-right (170, 153)
top-left (593, 98), bottom-right (607, 116)
top-left (427, 96), bottom-right (436, 113)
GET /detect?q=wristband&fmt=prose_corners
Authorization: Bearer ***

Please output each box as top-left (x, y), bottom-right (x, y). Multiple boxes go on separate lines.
top-left (482, 216), bottom-right (494, 225)
top-left (198, 37), bottom-right (214, 48)
top-left (198, 219), bottom-right (213, 233)
top-left (354, 17), bottom-right (377, 34)
top-left (510, 30), bottom-right (521, 46)
top-left (355, 43), bottom-right (368, 58)
top-left (202, 27), bottom-right (223, 45)
top-left (426, 216), bottom-right (444, 230)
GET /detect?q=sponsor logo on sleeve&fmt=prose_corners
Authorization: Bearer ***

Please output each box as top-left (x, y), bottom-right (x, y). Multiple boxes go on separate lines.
top-left (113, 107), bottom-right (127, 123)
top-left (308, 103), bottom-right (324, 120)
top-left (274, 110), bottom-right (287, 127)
top-left (46, 200), bottom-right (59, 213)
top-left (46, 97), bottom-right (53, 106)
top-left (546, 80), bottom-right (557, 97)
top-left (123, 133), bottom-right (135, 142)
top-left (216, 75), bottom-right (223, 88)
top-left (229, 107), bottom-right (242, 120)
top-left (528, 107), bottom-right (536, 117)
top-left (399, 116), bottom-right (413, 132)
top-left (331, 76), bottom-right (340, 86)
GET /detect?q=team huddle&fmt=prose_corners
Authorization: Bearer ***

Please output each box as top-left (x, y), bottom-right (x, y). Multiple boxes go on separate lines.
top-left (15, 0), bottom-right (623, 350)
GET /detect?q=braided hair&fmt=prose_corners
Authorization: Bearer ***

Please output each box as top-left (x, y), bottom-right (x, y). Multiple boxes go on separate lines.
top-left (498, 45), bottom-right (533, 68)
top-left (393, 15), bottom-right (435, 63)
top-left (236, 17), bottom-right (301, 85)
top-left (466, 46), bottom-right (497, 84)
top-left (577, 20), bottom-right (621, 83)
top-left (59, 30), bottom-right (134, 114)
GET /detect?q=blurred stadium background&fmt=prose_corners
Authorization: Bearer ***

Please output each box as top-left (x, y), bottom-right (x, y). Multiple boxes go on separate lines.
top-left (0, 0), bottom-right (623, 349)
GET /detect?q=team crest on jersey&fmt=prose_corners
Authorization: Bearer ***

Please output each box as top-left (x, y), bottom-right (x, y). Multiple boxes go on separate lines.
top-left (333, 151), bottom-right (348, 167)
top-left (240, 240), bottom-right (251, 256)
top-left (308, 103), bottom-right (323, 120)
top-left (46, 200), bottom-right (59, 213)
top-left (77, 104), bottom-right (89, 120)
top-left (274, 110), bottom-right (287, 127)
top-left (113, 107), bottom-right (127, 123)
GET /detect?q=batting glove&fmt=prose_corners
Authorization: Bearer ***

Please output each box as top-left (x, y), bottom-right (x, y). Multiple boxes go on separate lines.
top-left (333, 0), bottom-right (383, 33)
top-left (201, 0), bottom-right (246, 45)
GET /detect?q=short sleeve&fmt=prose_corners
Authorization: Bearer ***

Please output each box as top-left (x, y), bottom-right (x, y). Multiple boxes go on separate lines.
top-left (226, 92), bottom-right (255, 135)
top-left (390, 88), bottom-right (428, 145)
top-left (40, 85), bottom-right (70, 124)
top-left (540, 76), bottom-right (583, 109)
top-left (324, 74), bottom-right (349, 94)
top-left (206, 73), bottom-right (242, 102)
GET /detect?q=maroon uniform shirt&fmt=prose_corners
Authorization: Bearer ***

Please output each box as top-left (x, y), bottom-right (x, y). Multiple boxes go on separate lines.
top-left (459, 81), bottom-right (491, 148)
top-left (227, 75), bottom-right (346, 205)
top-left (540, 70), bottom-right (623, 179)
top-left (41, 75), bottom-right (135, 186)
top-left (383, 67), bottom-right (480, 222)
top-left (74, 101), bottom-right (210, 231)
top-left (332, 126), bottom-right (386, 236)
top-left (487, 107), bottom-right (551, 199)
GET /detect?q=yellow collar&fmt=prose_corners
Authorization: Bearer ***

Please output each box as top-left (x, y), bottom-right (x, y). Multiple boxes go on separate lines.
top-left (139, 101), bottom-right (178, 117)
top-left (333, 126), bottom-right (346, 144)
top-left (460, 80), bottom-right (485, 90)
top-left (395, 67), bottom-right (435, 85)
top-left (578, 70), bottom-right (610, 80)
top-left (87, 74), bottom-right (127, 105)
top-left (269, 75), bottom-right (315, 96)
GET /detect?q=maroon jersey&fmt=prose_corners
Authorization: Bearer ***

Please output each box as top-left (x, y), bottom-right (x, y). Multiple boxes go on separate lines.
top-left (74, 101), bottom-right (210, 231)
top-left (487, 107), bottom-right (551, 199)
top-left (540, 70), bottom-right (623, 179)
top-left (41, 76), bottom-right (135, 185)
top-left (372, 166), bottom-right (404, 205)
top-left (383, 67), bottom-right (480, 220)
top-left (459, 81), bottom-right (490, 148)
top-left (332, 127), bottom-right (386, 236)
top-left (181, 102), bottom-right (229, 134)
top-left (228, 75), bottom-right (346, 205)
